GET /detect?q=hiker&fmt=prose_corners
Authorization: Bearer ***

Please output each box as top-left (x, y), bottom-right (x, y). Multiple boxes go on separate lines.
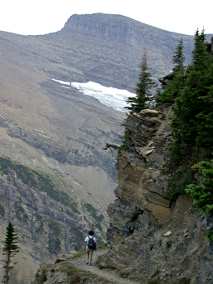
top-left (85, 230), bottom-right (96, 265)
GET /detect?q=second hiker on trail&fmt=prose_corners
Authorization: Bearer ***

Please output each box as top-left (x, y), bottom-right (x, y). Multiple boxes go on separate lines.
top-left (85, 230), bottom-right (96, 265)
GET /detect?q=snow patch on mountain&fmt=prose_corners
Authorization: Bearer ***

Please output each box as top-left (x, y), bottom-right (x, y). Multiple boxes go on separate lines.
top-left (51, 79), bottom-right (135, 112)
top-left (51, 78), bottom-right (71, 86)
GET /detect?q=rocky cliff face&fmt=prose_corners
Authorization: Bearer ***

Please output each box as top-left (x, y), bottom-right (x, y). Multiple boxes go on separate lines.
top-left (32, 107), bottom-right (213, 283)
top-left (97, 108), bottom-right (213, 284)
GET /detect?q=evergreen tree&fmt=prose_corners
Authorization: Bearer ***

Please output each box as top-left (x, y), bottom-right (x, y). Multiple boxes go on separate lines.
top-left (127, 54), bottom-right (154, 112)
top-left (3, 222), bottom-right (19, 284)
top-left (157, 39), bottom-right (185, 104)
top-left (185, 160), bottom-right (213, 215)
top-left (173, 39), bottom-right (185, 72)
top-left (193, 29), bottom-right (209, 70)
top-left (195, 62), bottom-right (213, 156)
top-left (171, 30), bottom-right (212, 161)
top-left (160, 31), bottom-right (213, 203)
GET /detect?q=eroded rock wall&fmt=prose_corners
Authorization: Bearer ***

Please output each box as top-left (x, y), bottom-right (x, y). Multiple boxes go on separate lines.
top-left (98, 109), bottom-right (213, 284)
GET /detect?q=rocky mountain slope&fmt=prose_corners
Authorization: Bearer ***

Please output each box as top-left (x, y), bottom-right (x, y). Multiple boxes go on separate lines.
top-left (49, 13), bottom-right (194, 90)
top-left (0, 13), bottom-right (196, 283)
top-left (97, 108), bottom-right (213, 284)
top-left (32, 107), bottom-right (213, 284)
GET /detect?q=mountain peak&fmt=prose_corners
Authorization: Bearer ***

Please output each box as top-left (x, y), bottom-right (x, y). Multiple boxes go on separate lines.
top-left (64, 13), bottom-right (140, 28)
top-left (61, 13), bottom-right (156, 43)
top-left (61, 13), bottom-right (191, 44)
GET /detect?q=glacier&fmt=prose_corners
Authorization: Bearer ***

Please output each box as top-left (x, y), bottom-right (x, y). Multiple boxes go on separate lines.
top-left (51, 79), bottom-right (135, 112)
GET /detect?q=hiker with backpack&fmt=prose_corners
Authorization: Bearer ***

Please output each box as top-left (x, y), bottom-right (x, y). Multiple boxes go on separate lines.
top-left (85, 230), bottom-right (96, 265)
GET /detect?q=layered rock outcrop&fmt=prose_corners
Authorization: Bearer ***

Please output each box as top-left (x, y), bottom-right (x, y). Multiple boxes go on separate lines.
top-left (98, 108), bottom-right (213, 284)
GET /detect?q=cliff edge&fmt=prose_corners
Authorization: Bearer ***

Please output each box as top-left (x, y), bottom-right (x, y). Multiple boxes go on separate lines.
top-left (97, 108), bottom-right (213, 284)
top-left (32, 107), bottom-right (213, 283)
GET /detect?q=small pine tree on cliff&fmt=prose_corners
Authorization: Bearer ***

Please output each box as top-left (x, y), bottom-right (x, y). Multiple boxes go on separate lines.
top-left (3, 222), bottom-right (19, 284)
top-left (127, 54), bottom-right (154, 112)
top-left (157, 39), bottom-right (185, 104)
top-left (173, 39), bottom-right (185, 72)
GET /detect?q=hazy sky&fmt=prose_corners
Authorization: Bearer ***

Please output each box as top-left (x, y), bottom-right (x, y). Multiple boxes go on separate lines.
top-left (0, 0), bottom-right (212, 35)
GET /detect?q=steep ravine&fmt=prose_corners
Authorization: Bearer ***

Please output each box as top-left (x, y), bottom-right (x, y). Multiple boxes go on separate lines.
top-left (0, 156), bottom-right (108, 284)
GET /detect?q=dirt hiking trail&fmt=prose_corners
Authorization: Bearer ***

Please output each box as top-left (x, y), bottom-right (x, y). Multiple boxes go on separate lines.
top-left (70, 250), bottom-right (140, 284)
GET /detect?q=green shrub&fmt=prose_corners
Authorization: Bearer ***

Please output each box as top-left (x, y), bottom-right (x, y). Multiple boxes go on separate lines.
top-left (207, 230), bottom-right (213, 242)
top-left (185, 160), bottom-right (213, 215)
